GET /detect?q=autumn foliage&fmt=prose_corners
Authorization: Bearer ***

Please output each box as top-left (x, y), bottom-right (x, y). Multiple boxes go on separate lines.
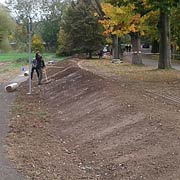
top-left (98, 3), bottom-right (147, 37)
top-left (32, 34), bottom-right (44, 53)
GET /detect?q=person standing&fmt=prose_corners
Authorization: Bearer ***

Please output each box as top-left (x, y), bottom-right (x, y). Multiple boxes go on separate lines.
top-left (98, 50), bottom-right (103, 59)
top-left (36, 52), bottom-right (46, 85)
top-left (31, 51), bottom-right (45, 85)
top-left (30, 57), bottom-right (38, 80)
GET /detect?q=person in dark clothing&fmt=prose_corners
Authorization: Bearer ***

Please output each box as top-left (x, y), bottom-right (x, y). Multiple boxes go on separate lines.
top-left (98, 50), bottom-right (103, 59)
top-left (36, 53), bottom-right (45, 85)
top-left (31, 58), bottom-right (39, 80)
top-left (31, 52), bottom-right (45, 85)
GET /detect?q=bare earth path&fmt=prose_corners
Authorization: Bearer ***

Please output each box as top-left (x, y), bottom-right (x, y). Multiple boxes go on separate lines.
top-left (0, 83), bottom-right (26, 180)
top-left (5, 59), bottom-right (180, 179)
top-left (0, 64), bottom-right (27, 180)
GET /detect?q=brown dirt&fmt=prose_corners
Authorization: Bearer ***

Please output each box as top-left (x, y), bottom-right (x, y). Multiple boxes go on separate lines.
top-left (6, 58), bottom-right (180, 180)
top-left (0, 62), bottom-right (20, 83)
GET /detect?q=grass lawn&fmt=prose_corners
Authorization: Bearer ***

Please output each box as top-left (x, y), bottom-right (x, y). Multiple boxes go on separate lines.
top-left (0, 52), bottom-right (28, 62)
top-left (0, 52), bottom-right (65, 80)
top-left (0, 52), bottom-right (64, 67)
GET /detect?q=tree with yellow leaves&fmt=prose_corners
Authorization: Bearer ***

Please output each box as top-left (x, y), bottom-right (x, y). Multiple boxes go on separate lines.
top-left (32, 34), bottom-right (44, 53)
top-left (99, 3), bottom-right (135, 37)
top-left (99, 2), bottom-right (147, 63)
top-left (105, 0), bottom-right (180, 68)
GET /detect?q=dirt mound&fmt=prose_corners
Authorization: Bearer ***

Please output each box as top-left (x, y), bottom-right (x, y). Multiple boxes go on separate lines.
top-left (7, 59), bottom-right (180, 180)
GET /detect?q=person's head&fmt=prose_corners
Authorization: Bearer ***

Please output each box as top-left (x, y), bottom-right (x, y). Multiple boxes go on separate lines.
top-left (35, 52), bottom-right (39, 58)
top-left (36, 51), bottom-right (41, 59)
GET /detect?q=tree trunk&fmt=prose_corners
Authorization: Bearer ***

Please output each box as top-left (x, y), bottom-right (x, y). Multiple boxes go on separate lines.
top-left (158, 10), bottom-right (171, 69)
top-left (112, 34), bottom-right (119, 59)
top-left (130, 32), bottom-right (143, 65)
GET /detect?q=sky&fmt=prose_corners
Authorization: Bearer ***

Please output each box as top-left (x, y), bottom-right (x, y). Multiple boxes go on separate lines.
top-left (0, 0), bottom-right (6, 5)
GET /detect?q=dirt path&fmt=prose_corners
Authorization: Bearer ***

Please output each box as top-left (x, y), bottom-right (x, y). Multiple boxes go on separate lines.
top-left (0, 62), bottom-right (28, 179)
top-left (0, 82), bottom-right (26, 180)
top-left (6, 59), bottom-right (180, 180)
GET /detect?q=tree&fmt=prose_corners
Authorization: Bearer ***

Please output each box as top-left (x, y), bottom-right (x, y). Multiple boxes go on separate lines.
top-left (6, 0), bottom-right (42, 51)
top-left (57, 29), bottom-right (71, 56)
top-left (38, 0), bottom-right (67, 51)
top-left (13, 23), bottom-right (28, 51)
top-left (6, 0), bottom-right (41, 21)
top-left (99, 2), bottom-right (149, 62)
top-left (6, 0), bottom-right (68, 52)
top-left (32, 34), bottom-right (44, 52)
top-left (142, 10), bottom-right (159, 53)
top-left (171, 6), bottom-right (180, 58)
top-left (0, 6), bottom-right (15, 52)
top-left (103, 0), bottom-right (149, 64)
top-left (57, 0), bottom-right (105, 58)
top-left (158, 8), bottom-right (171, 69)
top-left (100, 0), bottom-right (155, 64)
top-left (38, 19), bottom-right (61, 51)
top-left (98, 3), bottom-right (133, 59)
top-left (144, 0), bottom-right (180, 69)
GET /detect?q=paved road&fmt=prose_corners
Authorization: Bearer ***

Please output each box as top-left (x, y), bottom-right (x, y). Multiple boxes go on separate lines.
top-left (123, 51), bottom-right (180, 70)
top-left (0, 74), bottom-right (28, 180)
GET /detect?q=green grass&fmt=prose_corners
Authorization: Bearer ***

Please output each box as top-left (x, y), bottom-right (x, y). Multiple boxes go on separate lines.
top-left (0, 52), bottom-right (65, 70)
top-left (0, 52), bottom-right (66, 80)
top-left (0, 53), bottom-right (29, 70)
top-left (0, 52), bottom-right (29, 62)
top-left (0, 52), bottom-right (65, 62)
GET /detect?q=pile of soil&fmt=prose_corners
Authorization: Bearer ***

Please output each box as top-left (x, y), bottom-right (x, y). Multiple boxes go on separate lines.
top-left (6, 58), bottom-right (180, 180)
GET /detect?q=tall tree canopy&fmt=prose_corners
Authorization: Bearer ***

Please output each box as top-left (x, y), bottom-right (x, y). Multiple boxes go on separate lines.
top-left (171, 6), bottom-right (180, 53)
top-left (98, 3), bottom-right (135, 37)
top-left (102, 0), bottom-right (180, 68)
top-left (6, 0), bottom-right (42, 21)
top-left (6, 0), bottom-right (66, 52)
top-left (6, 0), bottom-right (43, 51)
top-left (57, 0), bottom-right (105, 58)
top-left (38, 0), bottom-right (67, 51)
top-left (147, 0), bottom-right (180, 69)
top-left (99, 0), bottom-right (151, 63)
top-left (0, 5), bottom-right (15, 52)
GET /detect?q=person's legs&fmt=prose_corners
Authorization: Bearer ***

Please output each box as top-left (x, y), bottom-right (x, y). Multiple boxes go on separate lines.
top-left (37, 68), bottom-right (42, 85)
top-left (35, 68), bottom-right (39, 78)
top-left (31, 67), bottom-right (35, 80)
